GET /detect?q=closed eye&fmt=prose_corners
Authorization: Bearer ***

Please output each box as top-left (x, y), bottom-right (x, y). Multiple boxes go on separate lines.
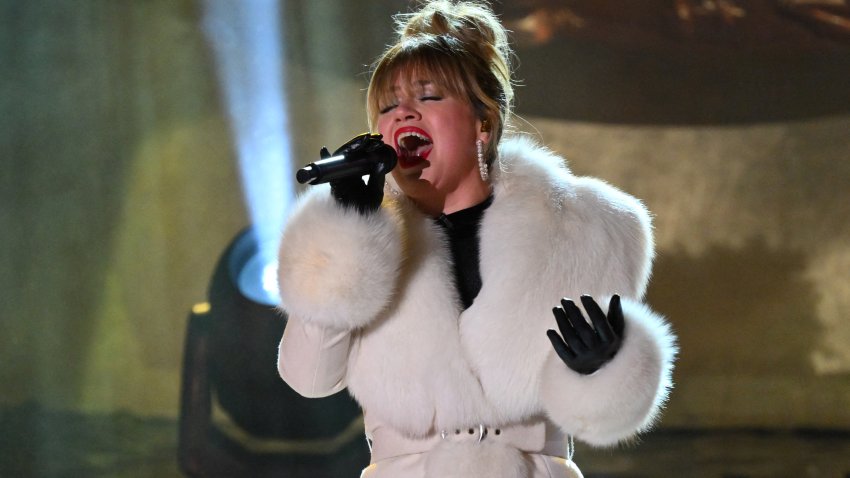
top-left (420, 96), bottom-right (442, 102)
top-left (379, 104), bottom-right (398, 114)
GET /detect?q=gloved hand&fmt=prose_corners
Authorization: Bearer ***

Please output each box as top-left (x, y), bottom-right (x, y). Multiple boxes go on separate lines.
top-left (324, 133), bottom-right (387, 214)
top-left (546, 295), bottom-right (625, 375)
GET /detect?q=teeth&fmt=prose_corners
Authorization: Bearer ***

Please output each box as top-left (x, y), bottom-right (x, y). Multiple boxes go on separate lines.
top-left (396, 131), bottom-right (432, 148)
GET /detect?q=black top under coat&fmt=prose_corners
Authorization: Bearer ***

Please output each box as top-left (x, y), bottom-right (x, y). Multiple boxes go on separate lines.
top-left (433, 195), bottom-right (494, 310)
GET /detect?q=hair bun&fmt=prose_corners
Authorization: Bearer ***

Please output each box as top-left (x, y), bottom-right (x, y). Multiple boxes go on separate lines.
top-left (395, 1), bottom-right (510, 74)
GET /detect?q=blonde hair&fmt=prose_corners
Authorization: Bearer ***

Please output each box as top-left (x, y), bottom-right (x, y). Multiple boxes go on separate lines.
top-left (366, 1), bottom-right (513, 165)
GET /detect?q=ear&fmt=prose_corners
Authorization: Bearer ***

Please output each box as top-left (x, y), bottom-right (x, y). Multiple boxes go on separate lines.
top-left (476, 117), bottom-right (492, 144)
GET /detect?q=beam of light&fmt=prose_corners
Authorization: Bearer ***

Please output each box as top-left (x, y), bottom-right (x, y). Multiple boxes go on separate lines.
top-left (201, 0), bottom-right (292, 305)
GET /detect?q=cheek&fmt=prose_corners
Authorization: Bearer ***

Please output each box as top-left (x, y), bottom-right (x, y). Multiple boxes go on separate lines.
top-left (440, 122), bottom-right (477, 157)
top-left (376, 118), bottom-right (392, 143)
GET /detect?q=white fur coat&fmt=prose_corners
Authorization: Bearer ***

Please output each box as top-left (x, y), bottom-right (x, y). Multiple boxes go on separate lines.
top-left (277, 136), bottom-right (677, 458)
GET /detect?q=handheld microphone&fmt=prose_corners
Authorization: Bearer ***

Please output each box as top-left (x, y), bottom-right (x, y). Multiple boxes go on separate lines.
top-left (296, 133), bottom-right (397, 185)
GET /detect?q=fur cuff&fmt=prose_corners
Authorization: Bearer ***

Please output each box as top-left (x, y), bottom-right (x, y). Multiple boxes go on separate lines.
top-left (277, 187), bottom-right (402, 330)
top-left (539, 298), bottom-right (677, 446)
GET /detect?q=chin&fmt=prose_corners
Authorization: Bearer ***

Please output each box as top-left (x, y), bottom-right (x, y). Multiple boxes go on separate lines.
top-left (393, 165), bottom-right (429, 185)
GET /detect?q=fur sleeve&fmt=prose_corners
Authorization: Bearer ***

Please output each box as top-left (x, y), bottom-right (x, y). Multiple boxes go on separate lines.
top-left (539, 297), bottom-right (677, 446)
top-left (277, 187), bottom-right (402, 330)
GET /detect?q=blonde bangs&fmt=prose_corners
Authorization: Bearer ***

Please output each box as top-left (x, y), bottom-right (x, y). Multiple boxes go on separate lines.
top-left (367, 40), bottom-right (473, 129)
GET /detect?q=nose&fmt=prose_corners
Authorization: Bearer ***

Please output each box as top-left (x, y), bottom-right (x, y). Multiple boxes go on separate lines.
top-left (393, 100), bottom-right (420, 122)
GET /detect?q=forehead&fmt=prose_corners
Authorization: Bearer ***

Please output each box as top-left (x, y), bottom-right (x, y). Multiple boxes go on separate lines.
top-left (377, 60), bottom-right (463, 97)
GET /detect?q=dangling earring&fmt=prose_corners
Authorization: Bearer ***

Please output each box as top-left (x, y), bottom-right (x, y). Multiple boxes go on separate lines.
top-left (477, 139), bottom-right (489, 182)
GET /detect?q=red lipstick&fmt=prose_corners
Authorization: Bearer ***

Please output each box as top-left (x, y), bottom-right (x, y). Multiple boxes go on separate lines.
top-left (394, 126), bottom-right (433, 169)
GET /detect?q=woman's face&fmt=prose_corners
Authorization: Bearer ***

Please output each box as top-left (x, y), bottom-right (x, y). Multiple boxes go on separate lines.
top-left (376, 73), bottom-right (489, 207)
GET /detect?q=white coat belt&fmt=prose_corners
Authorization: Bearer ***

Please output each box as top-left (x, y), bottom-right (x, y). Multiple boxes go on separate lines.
top-left (367, 418), bottom-right (569, 463)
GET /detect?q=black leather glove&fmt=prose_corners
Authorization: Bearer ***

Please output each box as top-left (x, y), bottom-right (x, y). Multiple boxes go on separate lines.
top-left (546, 295), bottom-right (625, 375)
top-left (325, 133), bottom-right (387, 215)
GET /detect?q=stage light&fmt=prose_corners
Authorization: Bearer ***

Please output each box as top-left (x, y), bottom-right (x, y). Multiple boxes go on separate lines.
top-left (178, 226), bottom-right (368, 475)
top-left (224, 227), bottom-right (280, 306)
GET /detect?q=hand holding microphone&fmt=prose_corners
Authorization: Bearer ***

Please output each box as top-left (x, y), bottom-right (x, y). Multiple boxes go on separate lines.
top-left (298, 133), bottom-right (397, 214)
top-left (297, 133), bottom-right (397, 185)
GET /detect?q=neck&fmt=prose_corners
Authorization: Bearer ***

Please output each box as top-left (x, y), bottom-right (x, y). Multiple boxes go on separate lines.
top-left (441, 179), bottom-right (491, 215)
top-left (410, 178), bottom-right (491, 217)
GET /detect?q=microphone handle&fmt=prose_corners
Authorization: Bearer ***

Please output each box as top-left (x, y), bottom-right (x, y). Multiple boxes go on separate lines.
top-left (297, 150), bottom-right (395, 185)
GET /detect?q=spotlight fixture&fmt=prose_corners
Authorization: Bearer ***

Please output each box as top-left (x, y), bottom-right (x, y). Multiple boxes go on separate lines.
top-left (178, 227), bottom-right (368, 476)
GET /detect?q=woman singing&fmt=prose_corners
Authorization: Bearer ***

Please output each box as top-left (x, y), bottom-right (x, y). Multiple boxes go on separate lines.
top-left (276, 1), bottom-right (677, 476)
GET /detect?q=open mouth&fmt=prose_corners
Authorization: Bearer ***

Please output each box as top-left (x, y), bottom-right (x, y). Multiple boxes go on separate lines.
top-left (394, 127), bottom-right (433, 168)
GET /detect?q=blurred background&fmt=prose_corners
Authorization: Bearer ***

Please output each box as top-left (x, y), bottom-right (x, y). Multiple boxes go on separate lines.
top-left (2, 0), bottom-right (850, 476)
